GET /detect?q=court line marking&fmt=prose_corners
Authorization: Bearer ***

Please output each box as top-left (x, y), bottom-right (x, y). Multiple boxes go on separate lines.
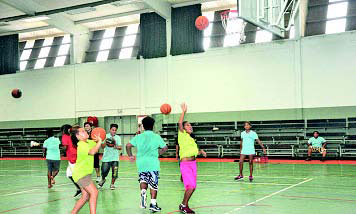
top-left (0, 183), bottom-right (72, 197)
top-left (225, 178), bottom-right (314, 214)
top-left (0, 171), bottom-right (310, 180)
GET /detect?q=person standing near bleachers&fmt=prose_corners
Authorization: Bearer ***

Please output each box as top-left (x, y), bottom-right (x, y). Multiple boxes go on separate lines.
top-left (306, 131), bottom-right (327, 161)
top-left (43, 128), bottom-right (61, 189)
top-left (235, 122), bottom-right (266, 182)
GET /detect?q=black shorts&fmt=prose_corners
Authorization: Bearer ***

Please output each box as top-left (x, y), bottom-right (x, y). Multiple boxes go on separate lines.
top-left (94, 153), bottom-right (100, 168)
top-left (46, 160), bottom-right (60, 172)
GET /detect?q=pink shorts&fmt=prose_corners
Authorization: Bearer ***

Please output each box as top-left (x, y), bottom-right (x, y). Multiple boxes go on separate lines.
top-left (180, 160), bottom-right (197, 190)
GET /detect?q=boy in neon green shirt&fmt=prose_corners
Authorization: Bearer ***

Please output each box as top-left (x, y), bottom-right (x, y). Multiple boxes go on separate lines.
top-left (70, 126), bottom-right (102, 214)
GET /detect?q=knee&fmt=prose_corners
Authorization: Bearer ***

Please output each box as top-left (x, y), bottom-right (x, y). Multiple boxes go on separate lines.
top-left (249, 160), bottom-right (253, 164)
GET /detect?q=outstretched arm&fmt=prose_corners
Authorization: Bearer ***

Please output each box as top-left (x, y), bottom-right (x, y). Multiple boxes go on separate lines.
top-left (178, 103), bottom-right (187, 132)
top-left (126, 143), bottom-right (135, 162)
top-left (256, 139), bottom-right (266, 154)
top-left (159, 146), bottom-right (168, 155)
top-left (198, 149), bottom-right (207, 157)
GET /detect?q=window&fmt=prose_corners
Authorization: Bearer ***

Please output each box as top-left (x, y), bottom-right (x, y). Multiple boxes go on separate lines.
top-left (85, 23), bottom-right (140, 63)
top-left (325, 0), bottom-right (348, 34)
top-left (19, 35), bottom-right (71, 71)
top-left (306, 0), bottom-right (352, 36)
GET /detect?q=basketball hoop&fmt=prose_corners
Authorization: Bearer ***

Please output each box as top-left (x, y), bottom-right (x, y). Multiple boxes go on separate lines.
top-left (220, 9), bottom-right (246, 43)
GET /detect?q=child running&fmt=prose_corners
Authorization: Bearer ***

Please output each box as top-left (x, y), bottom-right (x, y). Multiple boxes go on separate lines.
top-left (71, 125), bottom-right (102, 214)
top-left (126, 116), bottom-right (168, 212)
top-left (235, 121), bottom-right (266, 182)
top-left (61, 124), bottom-right (81, 197)
top-left (43, 128), bottom-right (61, 188)
top-left (98, 123), bottom-right (122, 190)
top-left (178, 103), bottom-right (207, 214)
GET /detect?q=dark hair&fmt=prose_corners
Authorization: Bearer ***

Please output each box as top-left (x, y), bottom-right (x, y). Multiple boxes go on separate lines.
top-left (70, 125), bottom-right (81, 147)
top-left (142, 116), bottom-right (155, 131)
top-left (110, 124), bottom-right (118, 129)
top-left (46, 129), bottom-right (54, 138)
top-left (183, 121), bottom-right (188, 127)
top-left (244, 121), bottom-right (252, 126)
top-left (84, 122), bottom-right (92, 127)
top-left (61, 124), bottom-right (72, 135)
top-left (313, 131), bottom-right (320, 135)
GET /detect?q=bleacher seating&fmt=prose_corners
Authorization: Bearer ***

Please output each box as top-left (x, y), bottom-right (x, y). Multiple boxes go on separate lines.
top-left (160, 117), bottom-right (356, 159)
top-left (0, 127), bottom-right (61, 157)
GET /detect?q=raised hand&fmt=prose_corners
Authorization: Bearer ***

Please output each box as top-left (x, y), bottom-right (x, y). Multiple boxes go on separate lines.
top-left (181, 103), bottom-right (187, 113)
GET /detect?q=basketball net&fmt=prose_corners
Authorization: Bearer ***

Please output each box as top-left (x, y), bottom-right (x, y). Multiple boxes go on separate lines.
top-left (220, 9), bottom-right (246, 43)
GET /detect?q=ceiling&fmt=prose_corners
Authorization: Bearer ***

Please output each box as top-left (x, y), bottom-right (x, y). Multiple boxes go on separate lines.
top-left (0, 0), bottom-right (236, 40)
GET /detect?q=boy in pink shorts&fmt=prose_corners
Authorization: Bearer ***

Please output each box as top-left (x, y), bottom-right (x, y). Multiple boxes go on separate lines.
top-left (178, 103), bottom-right (207, 214)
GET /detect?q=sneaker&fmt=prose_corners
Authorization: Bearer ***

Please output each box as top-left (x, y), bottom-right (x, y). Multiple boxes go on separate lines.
top-left (149, 203), bottom-right (162, 212)
top-left (305, 157), bottom-right (311, 161)
top-left (234, 175), bottom-right (243, 181)
top-left (73, 190), bottom-right (82, 198)
top-left (249, 176), bottom-right (253, 182)
top-left (110, 184), bottom-right (115, 190)
top-left (98, 179), bottom-right (106, 188)
top-left (96, 176), bottom-right (101, 183)
top-left (181, 206), bottom-right (195, 214)
top-left (140, 192), bottom-right (147, 209)
top-left (179, 204), bottom-right (185, 211)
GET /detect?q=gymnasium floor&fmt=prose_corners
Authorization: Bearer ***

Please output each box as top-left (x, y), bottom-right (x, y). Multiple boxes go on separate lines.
top-left (1, 159), bottom-right (356, 214)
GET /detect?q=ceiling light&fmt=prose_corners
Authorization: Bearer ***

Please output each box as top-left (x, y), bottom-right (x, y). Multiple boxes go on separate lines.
top-left (23, 16), bottom-right (49, 23)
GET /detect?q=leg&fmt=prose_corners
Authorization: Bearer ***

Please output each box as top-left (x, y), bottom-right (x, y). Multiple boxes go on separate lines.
top-left (306, 147), bottom-right (312, 161)
top-left (248, 155), bottom-right (254, 177)
top-left (182, 189), bottom-right (195, 206)
top-left (47, 171), bottom-right (52, 188)
top-left (83, 182), bottom-right (99, 214)
top-left (98, 162), bottom-right (110, 187)
top-left (71, 187), bottom-right (89, 214)
top-left (180, 161), bottom-right (197, 207)
top-left (69, 176), bottom-right (81, 190)
top-left (111, 161), bottom-right (119, 185)
top-left (95, 168), bottom-right (100, 177)
top-left (140, 181), bottom-right (148, 208)
top-left (322, 149), bottom-right (327, 158)
top-left (239, 154), bottom-right (246, 176)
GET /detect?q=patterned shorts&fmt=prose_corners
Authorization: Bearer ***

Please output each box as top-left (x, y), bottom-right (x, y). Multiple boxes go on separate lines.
top-left (138, 171), bottom-right (159, 190)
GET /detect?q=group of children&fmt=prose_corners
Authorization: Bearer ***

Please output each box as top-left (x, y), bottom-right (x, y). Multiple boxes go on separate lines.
top-left (42, 102), bottom-right (328, 214)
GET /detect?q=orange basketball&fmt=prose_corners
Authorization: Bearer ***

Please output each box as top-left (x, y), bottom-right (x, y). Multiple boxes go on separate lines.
top-left (195, 16), bottom-right (209, 31)
top-left (160, 104), bottom-right (171, 115)
top-left (91, 127), bottom-right (106, 141)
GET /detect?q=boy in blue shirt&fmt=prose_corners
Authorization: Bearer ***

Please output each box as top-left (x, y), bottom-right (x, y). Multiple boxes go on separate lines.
top-left (126, 116), bottom-right (168, 212)
top-left (98, 124), bottom-right (122, 190)
top-left (306, 131), bottom-right (327, 161)
top-left (43, 129), bottom-right (61, 188)
top-left (235, 122), bottom-right (266, 182)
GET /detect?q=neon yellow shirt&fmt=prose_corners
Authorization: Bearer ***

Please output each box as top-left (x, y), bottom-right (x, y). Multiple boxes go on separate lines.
top-left (72, 140), bottom-right (97, 182)
top-left (178, 130), bottom-right (199, 159)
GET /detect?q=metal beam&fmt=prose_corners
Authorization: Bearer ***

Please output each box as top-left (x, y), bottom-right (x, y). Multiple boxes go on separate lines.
top-left (172, 0), bottom-right (216, 8)
top-left (75, 8), bottom-right (151, 24)
top-left (1, 0), bottom-right (88, 35)
top-left (0, 26), bottom-right (53, 36)
top-left (142, 0), bottom-right (171, 19)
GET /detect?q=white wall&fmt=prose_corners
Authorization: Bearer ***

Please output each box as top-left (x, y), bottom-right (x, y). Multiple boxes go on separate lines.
top-left (1, 31), bottom-right (356, 122)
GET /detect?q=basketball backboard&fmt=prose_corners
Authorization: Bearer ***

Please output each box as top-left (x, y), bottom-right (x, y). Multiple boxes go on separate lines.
top-left (239, 0), bottom-right (300, 38)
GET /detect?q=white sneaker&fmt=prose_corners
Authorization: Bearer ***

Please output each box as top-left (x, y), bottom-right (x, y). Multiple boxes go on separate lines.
top-left (96, 177), bottom-right (101, 183)
top-left (98, 179), bottom-right (106, 188)
top-left (110, 184), bottom-right (115, 190)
